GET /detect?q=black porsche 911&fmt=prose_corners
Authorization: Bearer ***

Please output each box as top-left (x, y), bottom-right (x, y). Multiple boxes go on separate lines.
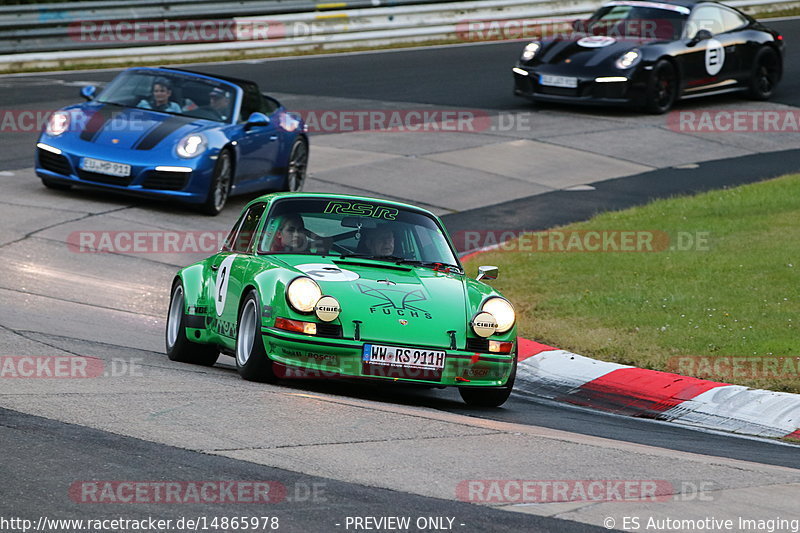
top-left (512, 0), bottom-right (784, 113)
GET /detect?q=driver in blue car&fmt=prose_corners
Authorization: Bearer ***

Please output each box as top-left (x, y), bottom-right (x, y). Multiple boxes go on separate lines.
top-left (206, 88), bottom-right (232, 121)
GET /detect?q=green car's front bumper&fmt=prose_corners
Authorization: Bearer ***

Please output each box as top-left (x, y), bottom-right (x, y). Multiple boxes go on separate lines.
top-left (260, 327), bottom-right (516, 387)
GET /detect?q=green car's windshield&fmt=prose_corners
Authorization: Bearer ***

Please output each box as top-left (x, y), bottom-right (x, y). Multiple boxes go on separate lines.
top-left (96, 70), bottom-right (237, 122)
top-left (257, 198), bottom-right (460, 269)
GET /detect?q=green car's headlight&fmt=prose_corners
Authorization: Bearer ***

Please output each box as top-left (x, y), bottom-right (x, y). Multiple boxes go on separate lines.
top-left (482, 297), bottom-right (515, 333)
top-left (286, 277), bottom-right (322, 313)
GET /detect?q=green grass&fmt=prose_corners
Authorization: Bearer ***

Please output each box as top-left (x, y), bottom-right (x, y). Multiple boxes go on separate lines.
top-left (465, 174), bottom-right (800, 393)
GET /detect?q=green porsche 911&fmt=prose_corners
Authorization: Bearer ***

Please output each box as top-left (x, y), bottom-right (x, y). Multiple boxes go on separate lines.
top-left (166, 193), bottom-right (518, 406)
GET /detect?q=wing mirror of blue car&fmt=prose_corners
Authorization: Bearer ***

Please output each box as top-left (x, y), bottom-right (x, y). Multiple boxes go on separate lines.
top-left (476, 266), bottom-right (498, 282)
top-left (80, 85), bottom-right (97, 101)
top-left (245, 112), bottom-right (270, 130)
top-left (688, 29), bottom-right (713, 47)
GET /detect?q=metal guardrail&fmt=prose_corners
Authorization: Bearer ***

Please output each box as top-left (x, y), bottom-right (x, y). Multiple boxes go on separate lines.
top-left (0, 0), bottom-right (796, 70)
top-left (0, 0), bottom-right (463, 53)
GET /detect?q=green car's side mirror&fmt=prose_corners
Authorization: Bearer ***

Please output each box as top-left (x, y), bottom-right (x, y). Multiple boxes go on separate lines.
top-left (477, 265), bottom-right (498, 281)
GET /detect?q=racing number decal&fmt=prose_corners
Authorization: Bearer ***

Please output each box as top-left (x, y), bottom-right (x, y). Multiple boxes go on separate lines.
top-left (705, 39), bottom-right (725, 76)
top-left (214, 255), bottom-right (237, 316)
top-left (296, 263), bottom-right (360, 282)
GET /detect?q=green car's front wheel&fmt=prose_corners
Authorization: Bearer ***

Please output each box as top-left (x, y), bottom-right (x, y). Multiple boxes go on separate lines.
top-left (166, 280), bottom-right (219, 366)
top-left (458, 356), bottom-right (516, 407)
top-left (235, 290), bottom-right (277, 383)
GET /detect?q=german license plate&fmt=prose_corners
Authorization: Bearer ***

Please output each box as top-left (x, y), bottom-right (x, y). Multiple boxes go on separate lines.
top-left (539, 74), bottom-right (578, 88)
top-left (80, 157), bottom-right (131, 177)
top-left (363, 344), bottom-right (446, 369)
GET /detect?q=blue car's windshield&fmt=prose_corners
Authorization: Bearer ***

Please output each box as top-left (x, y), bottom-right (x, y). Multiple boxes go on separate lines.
top-left (253, 198), bottom-right (461, 270)
top-left (586, 3), bottom-right (688, 41)
top-left (96, 70), bottom-right (237, 122)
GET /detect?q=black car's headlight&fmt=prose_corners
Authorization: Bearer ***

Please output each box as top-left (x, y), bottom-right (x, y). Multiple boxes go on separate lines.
top-left (176, 133), bottom-right (207, 158)
top-left (481, 297), bottom-right (516, 333)
top-left (286, 277), bottom-right (322, 313)
top-left (615, 48), bottom-right (642, 69)
top-left (521, 42), bottom-right (542, 62)
top-left (46, 111), bottom-right (70, 136)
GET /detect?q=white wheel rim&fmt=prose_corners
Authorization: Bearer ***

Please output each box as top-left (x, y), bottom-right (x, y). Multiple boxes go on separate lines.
top-left (236, 299), bottom-right (257, 366)
top-left (167, 285), bottom-right (184, 349)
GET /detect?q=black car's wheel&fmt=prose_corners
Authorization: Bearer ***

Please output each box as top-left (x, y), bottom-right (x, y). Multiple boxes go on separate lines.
top-left (166, 279), bottom-right (219, 366)
top-left (200, 149), bottom-right (232, 216)
top-left (458, 353), bottom-right (517, 407)
top-left (41, 177), bottom-right (72, 191)
top-left (235, 290), bottom-right (277, 383)
top-left (748, 47), bottom-right (781, 100)
top-left (644, 59), bottom-right (677, 114)
top-left (281, 139), bottom-right (308, 192)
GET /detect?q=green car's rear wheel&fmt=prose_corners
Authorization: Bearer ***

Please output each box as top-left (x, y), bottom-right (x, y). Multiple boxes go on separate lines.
top-left (235, 290), bottom-right (277, 383)
top-left (166, 279), bottom-right (219, 366)
top-left (458, 352), bottom-right (516, 407)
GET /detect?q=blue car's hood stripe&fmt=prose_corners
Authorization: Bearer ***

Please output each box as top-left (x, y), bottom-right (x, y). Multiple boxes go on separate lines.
top-left (79, 104), bottom-right (121, 142)
top-left (135, 115), bottom-right (193, 151)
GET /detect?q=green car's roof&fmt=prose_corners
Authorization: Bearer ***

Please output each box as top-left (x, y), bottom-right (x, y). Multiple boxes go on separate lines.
top-left (245, 192), bottom-right (438, 218)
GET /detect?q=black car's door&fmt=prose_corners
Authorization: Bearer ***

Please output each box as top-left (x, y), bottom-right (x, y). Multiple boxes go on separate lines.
top-left (680, 3), bottom-right (747, 94)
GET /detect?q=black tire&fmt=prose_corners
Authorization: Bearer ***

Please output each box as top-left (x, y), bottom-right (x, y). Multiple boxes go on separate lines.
top-left (748, 47), bottom-right (781, 100)
top-left (41, 177), bottom-right (72, 191)
top-left (165, 279), bottom-right (219, 366)
top-left (458, 351), bottom-right (517, 407)
top-left (644, 59), bottom-right (677, 114)
top-left (200, 149), bottom-right (232, 216)
top-left (235, 290), bottom-right (277, 383)
top-left (281, 139), bottom-right (308, 192)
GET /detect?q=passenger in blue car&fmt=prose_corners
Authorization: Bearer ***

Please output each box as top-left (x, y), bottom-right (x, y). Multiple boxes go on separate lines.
top-left (137, 77), bottom-right (182, 113)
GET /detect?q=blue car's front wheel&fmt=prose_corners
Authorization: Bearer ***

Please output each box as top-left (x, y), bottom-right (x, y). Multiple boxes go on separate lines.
top-left (200, 149), bottom-right (232, 216)
top-left (282, 139), bottom-right (308, 192)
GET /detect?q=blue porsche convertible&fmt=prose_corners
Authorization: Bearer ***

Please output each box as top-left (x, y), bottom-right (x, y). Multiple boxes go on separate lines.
top-left (35, 67), bottom-right (308, 215)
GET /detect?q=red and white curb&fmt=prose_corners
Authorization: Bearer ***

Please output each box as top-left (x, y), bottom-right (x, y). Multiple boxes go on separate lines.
top-left (516, 338), bottom-right (800, 440)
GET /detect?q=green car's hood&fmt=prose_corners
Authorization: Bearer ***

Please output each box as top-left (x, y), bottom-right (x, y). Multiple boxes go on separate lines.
top-left (278, 255), bottom-right (468, 348)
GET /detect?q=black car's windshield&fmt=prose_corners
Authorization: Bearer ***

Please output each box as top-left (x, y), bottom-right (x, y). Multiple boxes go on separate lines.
top-left (257, 198), bottom-right (461, 270)
top-left (96, 70), bottom-right (237, 122)
top-left (586, 3), bottom-right (688, 41)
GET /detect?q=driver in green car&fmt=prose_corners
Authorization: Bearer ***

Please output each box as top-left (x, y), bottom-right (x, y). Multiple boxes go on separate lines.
top-left (271, 214), bottom-right (331, 254)
top-left (363, 225), bottom-right (396, 256)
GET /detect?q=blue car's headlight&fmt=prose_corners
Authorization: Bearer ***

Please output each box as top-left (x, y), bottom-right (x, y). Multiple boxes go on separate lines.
top-left (176, 133), bottom-right (207, 158)
top-left (615, 48), bottom-right (642, 69)
top-left (521, 42), bottom-right (542, 61)
top-left (46, 111), bottom-right (70, 136)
